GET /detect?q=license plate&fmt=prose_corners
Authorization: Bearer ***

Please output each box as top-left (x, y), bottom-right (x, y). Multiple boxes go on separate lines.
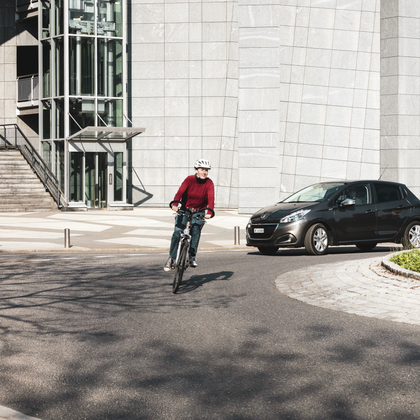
top-left (254, 228), bottom-right (264, 233)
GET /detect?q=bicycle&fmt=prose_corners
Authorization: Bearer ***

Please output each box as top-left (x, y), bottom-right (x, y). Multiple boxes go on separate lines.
top-left (169, 200), bottom-right (215, 293)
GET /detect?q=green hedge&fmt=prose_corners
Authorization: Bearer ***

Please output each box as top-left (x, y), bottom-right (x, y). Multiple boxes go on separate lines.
top-left (390, 250), bottom-right (420, 273)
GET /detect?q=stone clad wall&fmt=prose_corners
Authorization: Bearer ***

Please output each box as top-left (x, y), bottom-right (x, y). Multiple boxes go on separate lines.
top-left (0, 0), bottom-right (18, 127)
top-left (129, 0), bottom-right (238, 208)
top-left (238, 0), bottom-right (381, 213)
top-left (381, 0), bottom-right (420, 198)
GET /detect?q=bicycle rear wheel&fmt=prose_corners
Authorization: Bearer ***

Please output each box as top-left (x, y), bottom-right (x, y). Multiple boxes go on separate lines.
top-left (173, 240), bottom-right (188, 293)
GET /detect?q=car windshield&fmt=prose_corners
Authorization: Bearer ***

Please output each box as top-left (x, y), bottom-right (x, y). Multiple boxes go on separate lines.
top-left (283, 182), bottom-right (346, 203)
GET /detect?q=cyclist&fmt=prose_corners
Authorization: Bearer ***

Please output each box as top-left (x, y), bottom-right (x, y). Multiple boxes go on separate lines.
top-left (164, 159), bottom-right (215, 271)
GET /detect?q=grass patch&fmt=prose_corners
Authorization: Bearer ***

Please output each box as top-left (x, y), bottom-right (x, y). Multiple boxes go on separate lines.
top-left (390, 249), bottom-right (420, 273)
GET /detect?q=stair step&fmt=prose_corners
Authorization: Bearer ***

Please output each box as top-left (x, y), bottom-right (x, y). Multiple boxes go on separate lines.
top-left (0, 148), bottom-right (59, 212)
top-left (0, 187), bottom-right (47, 193)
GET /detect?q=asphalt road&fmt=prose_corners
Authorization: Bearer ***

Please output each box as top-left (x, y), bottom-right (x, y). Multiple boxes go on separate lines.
top-left (1, 247), bottom-right (420, 420)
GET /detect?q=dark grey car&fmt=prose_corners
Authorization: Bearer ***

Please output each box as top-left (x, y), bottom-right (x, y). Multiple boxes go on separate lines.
top-left (246, 180), bottom-right (420, 255)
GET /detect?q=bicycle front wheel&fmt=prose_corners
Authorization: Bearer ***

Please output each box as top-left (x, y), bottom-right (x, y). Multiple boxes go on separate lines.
top-left (173, 240), bottom-right (188, 293)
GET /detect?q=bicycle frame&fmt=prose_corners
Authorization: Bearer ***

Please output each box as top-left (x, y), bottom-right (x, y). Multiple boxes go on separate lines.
top-left (175, 222), bottom-right (192, 268)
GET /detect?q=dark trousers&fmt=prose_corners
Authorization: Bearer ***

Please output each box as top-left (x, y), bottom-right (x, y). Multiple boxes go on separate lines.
top-left (169, 213), bottom-right (205, 260)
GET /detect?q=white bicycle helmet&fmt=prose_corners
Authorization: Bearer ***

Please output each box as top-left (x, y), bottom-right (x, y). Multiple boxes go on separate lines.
top-left (194, 159), bottom-right (211, 170)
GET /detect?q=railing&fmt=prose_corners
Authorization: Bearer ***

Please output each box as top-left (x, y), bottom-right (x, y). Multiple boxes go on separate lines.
top-left (0, 124), bottom-right (66, 209)
top-left (16, 0), bottom-right (38, 8)
top-left (17, 75), bottom-right (39, 104)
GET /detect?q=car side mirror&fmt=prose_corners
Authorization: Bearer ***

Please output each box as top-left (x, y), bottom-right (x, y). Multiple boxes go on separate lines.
top-left (340, 198), bottom-right (356, 207)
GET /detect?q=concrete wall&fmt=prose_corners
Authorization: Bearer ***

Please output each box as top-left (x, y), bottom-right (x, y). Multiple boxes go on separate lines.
top-left (0, 0), bottom-right (18, 127)
top-left (0, 1), bottom-right (38, 147)
top-left (129, 0), bottom-right (239, 208)
top-left (238, 0), bottom-right (381, 213)
top-left (381, 0), bottom-right (420, 198)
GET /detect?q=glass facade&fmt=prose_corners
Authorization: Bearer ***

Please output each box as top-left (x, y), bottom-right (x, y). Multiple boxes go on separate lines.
top-left (40, 0), bottom-right (127, 207)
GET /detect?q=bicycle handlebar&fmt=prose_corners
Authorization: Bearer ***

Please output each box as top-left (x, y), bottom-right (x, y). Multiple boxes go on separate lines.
top-left (169, 200), bottom-right (215, 219)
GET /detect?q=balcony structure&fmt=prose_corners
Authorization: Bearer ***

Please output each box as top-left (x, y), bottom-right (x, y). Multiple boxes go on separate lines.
top-left (16, 0), bottom-right (38, 21)
top-left (16, 74), bottom-right (39, 115)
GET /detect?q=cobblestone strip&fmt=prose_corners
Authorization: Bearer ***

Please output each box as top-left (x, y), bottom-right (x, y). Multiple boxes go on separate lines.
top-left (275, 257), bottom-right (420, 326)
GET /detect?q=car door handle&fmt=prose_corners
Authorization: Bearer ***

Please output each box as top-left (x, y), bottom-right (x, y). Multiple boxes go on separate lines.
top-left (397, 205), bottom-right (404, 209)
top-left (365, 209), bottom-right (375, 214)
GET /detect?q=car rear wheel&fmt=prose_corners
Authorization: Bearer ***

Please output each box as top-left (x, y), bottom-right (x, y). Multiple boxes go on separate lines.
top-left (304, 224), bottom-right (329, 255)
top-left (404, 221), bottom-right (420, 249)
top-left (356, 242), bottom-right (377, 251)
top-left (258, 246), bottom-right (279, 255)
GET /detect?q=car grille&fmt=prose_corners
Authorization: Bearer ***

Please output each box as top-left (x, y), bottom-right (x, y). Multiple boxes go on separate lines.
top-left (248, 223), bottom-right (278, 239)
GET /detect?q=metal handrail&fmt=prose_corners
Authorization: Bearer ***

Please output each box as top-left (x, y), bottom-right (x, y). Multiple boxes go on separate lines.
top-left (0, 124), bottom-right (67, 209)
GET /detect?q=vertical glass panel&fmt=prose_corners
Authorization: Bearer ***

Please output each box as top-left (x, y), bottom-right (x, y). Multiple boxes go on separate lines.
top-left (85, 152), bottom-right (95, 207)
top-left (42, 100), bottom-right (51, 140)
top-left (98, 0), bottom-right (123, 37)
top-left (114, 152), bottom-right (123, 201)
top-left (70, 152), bottom-right (84, 202)
top-left (54, 140), bottom-right (65, 190)
top-left (69, 0), bottom-right (95, 35)
top-left (41, 0), bottom-right (51, 38)
top-left (85, 152), bottom-right (108, 208)
top-left (98, 39), bottom-right (123, 97)
top-left (54, 0), bottom-right (64, 36)
top-left (98, 153), bottom-right (108, 208)
top-left (97, 99), bottom-right (123, 127)
top-left (42, 40), bottom-right (51, 98)
top-left (54, 37), bottom-right (64, 96)
top-left (69, 98), bottom-right (95, 135)
top-left (42, 141), bottom-right (52, 170)
top-left (54, 99), bottom-right (65, 138)
top-left (69, 36), bottom-right (95, 96)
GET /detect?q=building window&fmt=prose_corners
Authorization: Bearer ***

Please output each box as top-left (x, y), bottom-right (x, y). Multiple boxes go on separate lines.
top-left (70, 152), bottom-right (84, 202)
top-left (41, 40), bottom-right (51, 98)
top-left (42, 100), bottom-right (52, 139)
top-left (69, 98), bottom-right (95, 135)
top-left (69, 36), bottom-right (95, 96)
top-left (98, 38), bottom-right (123, 97)
top-left (98, 0), bottom-right (122, 37)
top-left (98, 99), bottom-right (122, 127)
top-left (114, 152), bottom-right (123, 201)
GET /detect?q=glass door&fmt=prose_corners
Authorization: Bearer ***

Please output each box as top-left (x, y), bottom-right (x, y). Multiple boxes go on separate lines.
top-left (85, 152), bottom-right (107, 208)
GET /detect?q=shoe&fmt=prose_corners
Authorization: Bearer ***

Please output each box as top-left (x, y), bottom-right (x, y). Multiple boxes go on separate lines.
top-left (189, 256), bottom-right (197, 268)
top-left (164, 257), bottom-right (174, 271)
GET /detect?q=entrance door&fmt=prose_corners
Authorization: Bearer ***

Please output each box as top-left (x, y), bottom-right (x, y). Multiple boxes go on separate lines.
top-left (85, 152), bottom-right (107, 208)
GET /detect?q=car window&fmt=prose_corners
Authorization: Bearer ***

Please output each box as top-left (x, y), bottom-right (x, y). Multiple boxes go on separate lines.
top-left (374, 183), bottom-right (403, 203)
top-left (334, 183), bottom-right (371, 206)
top-left (283, 182), bottom-right (346, 203)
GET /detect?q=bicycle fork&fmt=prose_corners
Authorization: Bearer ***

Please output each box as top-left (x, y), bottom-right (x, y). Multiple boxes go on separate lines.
top-left (175, 229), bottom-right (191, 268)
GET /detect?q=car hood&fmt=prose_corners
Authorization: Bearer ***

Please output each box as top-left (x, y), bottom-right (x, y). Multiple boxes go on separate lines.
top-left (250, 202), bottom-right (319, 223)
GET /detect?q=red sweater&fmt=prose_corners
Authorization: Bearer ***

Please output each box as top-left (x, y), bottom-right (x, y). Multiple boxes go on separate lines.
top-left (173, 175), bottom-right (215, 210)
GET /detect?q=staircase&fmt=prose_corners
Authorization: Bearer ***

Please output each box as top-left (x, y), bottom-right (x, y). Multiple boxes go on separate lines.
top-left (0, 148), bottom-right (58, 212)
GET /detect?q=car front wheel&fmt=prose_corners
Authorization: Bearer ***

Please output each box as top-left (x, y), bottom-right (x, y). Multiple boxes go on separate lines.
top-left (304, 223), bottom-right (329, 255)
top-left (404, 221), bottom-right (420, 249)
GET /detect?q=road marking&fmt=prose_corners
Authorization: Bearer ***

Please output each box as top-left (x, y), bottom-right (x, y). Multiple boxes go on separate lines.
top-left (0, 405), bottom-right (40, 420)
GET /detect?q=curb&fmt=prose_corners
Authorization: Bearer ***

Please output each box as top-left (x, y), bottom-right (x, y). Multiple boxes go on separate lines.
top-left (0, 246), bottom-right (250, 254)
top-left (382, 250), bottom-right (420, 281)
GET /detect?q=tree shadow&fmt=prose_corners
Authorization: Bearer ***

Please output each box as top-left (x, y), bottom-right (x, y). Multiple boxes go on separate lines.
top-left (1, 254), bottom-right (420, 419)
top-left (176, 270), bottom-right (234, 294)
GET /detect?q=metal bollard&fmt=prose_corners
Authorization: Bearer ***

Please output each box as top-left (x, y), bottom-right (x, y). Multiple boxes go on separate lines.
top-left (64, 228), bottom-right (70, 249)
top-left (234, 226), bottom-right (240, 245)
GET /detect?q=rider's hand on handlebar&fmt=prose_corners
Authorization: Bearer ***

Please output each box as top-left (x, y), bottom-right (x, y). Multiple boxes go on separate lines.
top-left (172, 205), bottom-right (179, 212)
top-left (204, 213), bottom-right (211, 219)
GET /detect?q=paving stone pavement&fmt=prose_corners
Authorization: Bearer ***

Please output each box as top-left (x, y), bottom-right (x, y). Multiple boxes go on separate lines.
top-left (275, 256), bottom-right (420, 326)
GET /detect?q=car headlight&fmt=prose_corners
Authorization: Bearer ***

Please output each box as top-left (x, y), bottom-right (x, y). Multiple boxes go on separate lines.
top-left (280, 209), bottom-right (311, 223)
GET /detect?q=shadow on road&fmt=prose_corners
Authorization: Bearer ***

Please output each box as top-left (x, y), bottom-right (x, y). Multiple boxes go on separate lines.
top-left (0, 253), bottom-right (420, 420)
top-left (176, 270), bottom-right (234, 294)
